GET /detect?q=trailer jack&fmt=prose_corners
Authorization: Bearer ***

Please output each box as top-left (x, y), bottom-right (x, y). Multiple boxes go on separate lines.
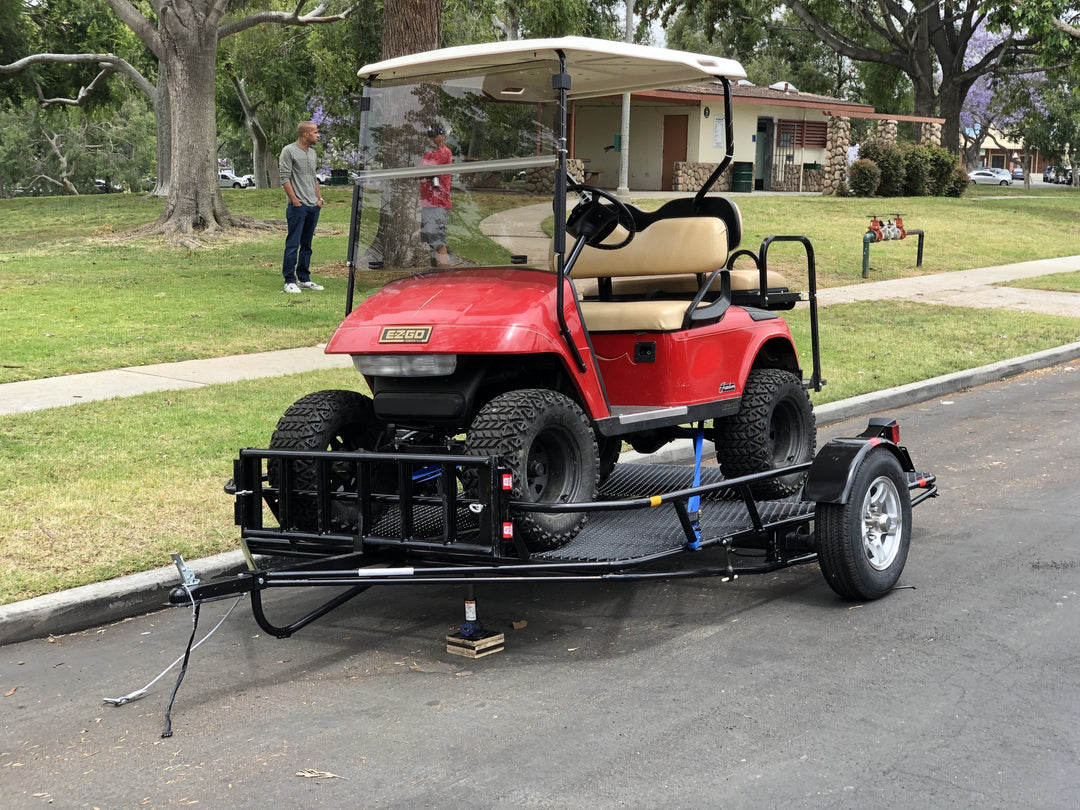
top-left (446, 583), bottom-right (505, 658)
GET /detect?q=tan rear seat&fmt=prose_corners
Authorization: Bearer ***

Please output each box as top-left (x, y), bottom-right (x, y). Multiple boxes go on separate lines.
top-left (560, 216), bottom-right (787, 332)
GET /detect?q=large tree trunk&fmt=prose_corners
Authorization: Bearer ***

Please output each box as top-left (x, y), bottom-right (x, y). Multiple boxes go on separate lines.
top-left (935, 78), bottom-right (971, 155)
top-left (369, 0), bottom-right (444, 269)
top-left (153, 8), bottom-right (239, 237)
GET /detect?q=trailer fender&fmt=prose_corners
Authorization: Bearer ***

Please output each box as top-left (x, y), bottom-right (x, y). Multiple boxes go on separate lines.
top-left (803, 420), bottom-right (915, 505)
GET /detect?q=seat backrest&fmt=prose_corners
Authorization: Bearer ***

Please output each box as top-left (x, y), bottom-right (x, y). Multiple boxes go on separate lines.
top-left (563, 196), bottom-right (743, 280)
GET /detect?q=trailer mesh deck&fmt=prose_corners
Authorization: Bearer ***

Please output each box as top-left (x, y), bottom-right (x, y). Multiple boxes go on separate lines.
top-left (539, 463), bottom-right (814, 562)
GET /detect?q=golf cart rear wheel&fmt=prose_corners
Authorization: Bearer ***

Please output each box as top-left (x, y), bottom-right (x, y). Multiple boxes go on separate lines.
top-left (268, 389), bottom-right (390, 534)
top-left (815, 447), bottom-right (912, 600)
top-left (466, 389), bottom-right (598, 552)
top-left (712, 368), bottom-right (816, 498)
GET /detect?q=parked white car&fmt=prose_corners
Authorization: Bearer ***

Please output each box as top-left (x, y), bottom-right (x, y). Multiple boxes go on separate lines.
top-left (218, 170), bottom-right (251, 189)
top-left (969, 168), bottom-right (1011, 186)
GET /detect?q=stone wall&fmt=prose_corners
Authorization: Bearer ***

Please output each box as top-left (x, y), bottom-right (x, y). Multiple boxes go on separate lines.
top-left (672, 162), bottom-right (728, 192)
top-left (520, 159), bottom-right (584, 193)
top-left (771, 166), bottom-right (824, 192)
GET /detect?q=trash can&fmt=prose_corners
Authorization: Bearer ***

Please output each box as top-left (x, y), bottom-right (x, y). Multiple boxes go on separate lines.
top-left (330, 168), bottom-right (350, 186)
top-left (732, 161), bottom-right (753, 193)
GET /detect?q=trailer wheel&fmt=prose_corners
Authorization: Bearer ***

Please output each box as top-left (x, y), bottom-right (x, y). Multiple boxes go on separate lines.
top-left (466, 389), bottom-right (598, 552)
top-left (816, 447), bottom-right (912, 600)
top-left (712, 368), bottom-right (815, 498)
top-left (268, 390), bottom-right (389, 533)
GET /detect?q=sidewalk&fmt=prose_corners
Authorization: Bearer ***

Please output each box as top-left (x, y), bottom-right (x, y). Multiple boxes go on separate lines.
top-left (0, 346), bottom-right (354, 416)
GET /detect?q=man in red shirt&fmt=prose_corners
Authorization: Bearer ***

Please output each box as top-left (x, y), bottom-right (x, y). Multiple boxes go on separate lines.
top-left (419, 123), bottom-right (453, 267)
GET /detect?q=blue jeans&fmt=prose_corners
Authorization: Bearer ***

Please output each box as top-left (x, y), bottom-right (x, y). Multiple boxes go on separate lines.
top-left (282, 204), bottom-right (321, 284)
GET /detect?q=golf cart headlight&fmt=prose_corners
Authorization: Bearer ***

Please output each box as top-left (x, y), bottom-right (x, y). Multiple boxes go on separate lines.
top-left (353, 354), bottom-right (457, 377)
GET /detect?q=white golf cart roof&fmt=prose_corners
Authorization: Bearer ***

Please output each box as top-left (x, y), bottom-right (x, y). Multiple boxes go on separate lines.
top-left (358, 36), bottom-right (746, 102)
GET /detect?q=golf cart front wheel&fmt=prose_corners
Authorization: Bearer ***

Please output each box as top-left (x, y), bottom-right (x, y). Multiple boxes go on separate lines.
top-left (268, 389), bottom-right (391, 534)
top-left (815, 447), bottom-right (912, 600)
top-left (466, 389), bottom-right (598, 552)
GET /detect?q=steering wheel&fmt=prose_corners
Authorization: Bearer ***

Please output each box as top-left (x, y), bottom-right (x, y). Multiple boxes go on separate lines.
top-left (566, 181), bottom-right (637, 250)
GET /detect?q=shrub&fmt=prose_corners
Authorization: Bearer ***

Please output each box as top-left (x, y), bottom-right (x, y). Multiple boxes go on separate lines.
top-left (832, 179), bottom-right (852, 197)
top-left (946, 163), bottom-right (970, 197)
top-left (849, 159), bottom-right (881, 197)
top-left (902, 144), bottom-right (932, 197)
top-left (924, 145), bottom-right (960, 196)
top-left (859, 139), bottom-right (906, 197)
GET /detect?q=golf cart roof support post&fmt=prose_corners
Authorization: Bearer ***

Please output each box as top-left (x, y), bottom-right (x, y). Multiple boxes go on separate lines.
top-left (552, 53), bottom-right (587, 374)
top-left (694, 77), bottom-right (735, 206)
top-left (345, 181), bottom-right (363, 316)
top-left (346, 78), bottom-right (376, 316)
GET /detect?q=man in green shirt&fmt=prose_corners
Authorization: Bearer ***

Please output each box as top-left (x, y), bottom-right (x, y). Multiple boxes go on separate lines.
top-left (279, 121), bottom-right (325, 293)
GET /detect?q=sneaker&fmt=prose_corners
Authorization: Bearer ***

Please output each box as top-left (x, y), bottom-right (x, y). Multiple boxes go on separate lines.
top-left (297, 281), bottom-right (324, 290)
top-left (283, 282), bottom-right (302, 293)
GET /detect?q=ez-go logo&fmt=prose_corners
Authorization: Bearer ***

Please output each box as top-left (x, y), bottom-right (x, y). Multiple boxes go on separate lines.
top-left (379, 326), bottom-right (433, 344)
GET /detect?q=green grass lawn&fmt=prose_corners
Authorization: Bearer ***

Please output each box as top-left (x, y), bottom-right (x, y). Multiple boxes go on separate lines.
top-left (1, 186), bottom-right (1079, 603)
top-left (997, 270), bottom-right (1080, 293)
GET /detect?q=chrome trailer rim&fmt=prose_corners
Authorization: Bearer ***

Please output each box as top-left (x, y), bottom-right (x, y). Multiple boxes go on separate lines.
top-left (861, 475), bottom-right (904, 570)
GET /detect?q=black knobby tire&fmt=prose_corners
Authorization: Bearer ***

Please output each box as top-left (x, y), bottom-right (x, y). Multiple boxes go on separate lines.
top-left (597, 436), bottom-right (622, 486)
top-left (712, 368), bottom-right (816, 498)
top-left (268, 389), bottom-right (388, 533)
top-left (816, 447), bottom-right (912, 600)
top-left (466, 389), bottom-right (598, 552)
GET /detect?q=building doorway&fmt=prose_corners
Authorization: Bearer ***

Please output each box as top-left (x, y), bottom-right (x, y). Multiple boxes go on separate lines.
top-left (755, 118), bottom-right (774, 191)
top-left (661, 114), bottom-right (688, 191)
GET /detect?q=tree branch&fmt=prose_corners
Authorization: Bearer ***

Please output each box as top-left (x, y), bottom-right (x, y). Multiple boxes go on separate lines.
top-left (35, 66), bottom-right (116, 107)
top-left (100, 0), bottom-right (162, 57)
top-left (783, 1), bottom-right (910, 71)
top-left (1051, 16), bottom-right (1080, 39)
top-left (219, 1), bottom-right (356, 40)
top-left (0, 53), bottom-right (156, 99)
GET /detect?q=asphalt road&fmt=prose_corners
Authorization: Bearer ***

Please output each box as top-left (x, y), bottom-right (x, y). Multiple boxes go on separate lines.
top-left (3, 362), bottom-right (1078, 809)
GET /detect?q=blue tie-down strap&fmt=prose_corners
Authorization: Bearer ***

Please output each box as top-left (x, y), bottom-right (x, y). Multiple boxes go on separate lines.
top-left (413, 465), bottom-right (442, 484)
top-left (685, 425), bottom-right (704, 550)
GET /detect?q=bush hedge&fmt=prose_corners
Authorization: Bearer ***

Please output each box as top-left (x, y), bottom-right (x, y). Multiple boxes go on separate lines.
top-left (846, 142), bottom-right (968, 198)
top-left (849, 159), bottom-right (881, 197)
top-left (859, 139), bottom-right (906, 197)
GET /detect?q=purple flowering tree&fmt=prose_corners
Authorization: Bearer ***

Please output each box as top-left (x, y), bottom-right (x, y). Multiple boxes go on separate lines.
top-left (958, 27), bottom-right (1047, 172)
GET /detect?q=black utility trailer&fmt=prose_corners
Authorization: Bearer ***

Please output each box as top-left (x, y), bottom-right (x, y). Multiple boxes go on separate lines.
top-left (175, 418), bottom-right (936, 644)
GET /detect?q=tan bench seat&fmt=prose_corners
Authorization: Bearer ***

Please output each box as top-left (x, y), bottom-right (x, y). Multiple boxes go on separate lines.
top-left (577, 298), bottom-right (710, 332)
top-left (561, 208), bottom-right (788, 331)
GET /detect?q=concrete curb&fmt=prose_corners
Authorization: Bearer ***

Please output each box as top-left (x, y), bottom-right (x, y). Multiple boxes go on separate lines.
top-left (3, 341), bottom-right (1079, 646)
top-left (0, 551), bottom-right (251, 646)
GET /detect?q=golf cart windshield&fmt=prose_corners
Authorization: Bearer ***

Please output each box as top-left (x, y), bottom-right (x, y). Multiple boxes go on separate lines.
top-left (345, 38), bottom-right (746, 278)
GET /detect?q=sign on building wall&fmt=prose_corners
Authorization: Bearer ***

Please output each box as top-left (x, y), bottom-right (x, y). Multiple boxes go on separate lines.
top-left (712, 116), bottom-right (726, 151)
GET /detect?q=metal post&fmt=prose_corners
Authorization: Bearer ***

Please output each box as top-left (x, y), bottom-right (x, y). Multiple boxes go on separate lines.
top-left (616, 0), bottom-right (633, 197)
top-left (862, 230), bottom-right (874, 278)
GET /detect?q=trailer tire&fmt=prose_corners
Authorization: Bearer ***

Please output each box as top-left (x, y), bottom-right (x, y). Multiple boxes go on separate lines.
top-left (815, 447), bottom-right (912, 600)
top-left (466, 389), bottom-right (598, 552)
top-left (268, 390), bottom-right (389, 533)
top-left (712, 368), bottom-right (815, 498)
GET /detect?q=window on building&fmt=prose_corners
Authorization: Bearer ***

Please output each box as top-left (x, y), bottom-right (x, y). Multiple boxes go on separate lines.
top-left (776, 120), bottom-right (827, 149)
